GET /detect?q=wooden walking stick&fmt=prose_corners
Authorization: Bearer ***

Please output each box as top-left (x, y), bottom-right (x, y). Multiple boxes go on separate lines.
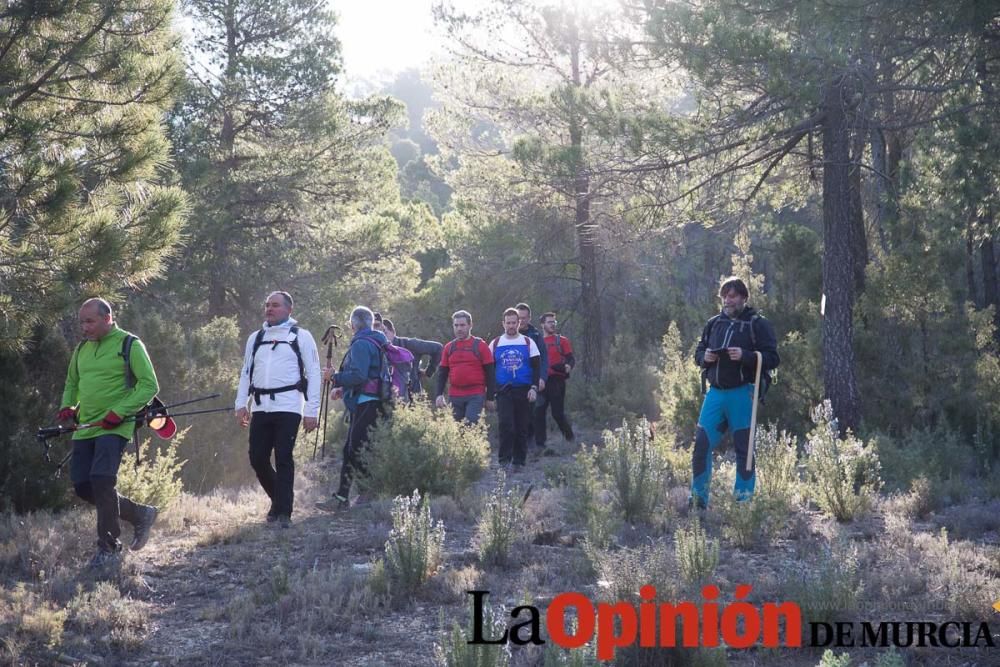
top-left (746, 351), bottom-right (763, 472)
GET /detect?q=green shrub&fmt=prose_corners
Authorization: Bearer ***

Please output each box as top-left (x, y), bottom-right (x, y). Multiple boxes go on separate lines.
top-left (435, 598), bottom-right (510, 667)
top-left (601, 417), bottom-right (669, 525)
top-left (364, 398), bottom-right (489, 499)
top-left (117, 430), bottom-right (188, 509)
top-left (674, 517), bottom-right (719, 584)
top-left (803, 402), bottom-right (881, 521)
top-left (565, 446), bottom-right (618, 549)
top-left (382, 490), bottom-right (445, 595)
top-left (656, 323), bottom-right (704, 444)
top-left (753, 424), bottom-right (800, 506)
top-left (476, 471), bottom-right (524, 567)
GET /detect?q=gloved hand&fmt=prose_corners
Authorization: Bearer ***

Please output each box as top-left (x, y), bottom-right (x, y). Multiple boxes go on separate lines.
top-left (551, 362), bottom-right (567, 373)
top-left (57, 407), bottom-right (77, 423)
top-left (99, 411), bottom-right (124, 429)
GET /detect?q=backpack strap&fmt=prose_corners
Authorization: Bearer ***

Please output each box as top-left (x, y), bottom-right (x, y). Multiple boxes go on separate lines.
top-left (448, 336), bottom-right (484, 362)
top-left (121, 334), bottom-right (137, 389)
top-left (248, 326), bottom-right (308, 405)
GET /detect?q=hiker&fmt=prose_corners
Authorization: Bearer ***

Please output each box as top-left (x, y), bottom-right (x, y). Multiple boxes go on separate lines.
top-left (316, 306), bottom-right (390, 511)
top-left (378, 317), bottom-right (442, 402)
top-left (378, 319), bottom-right (418, 399)
top-left (235, 291), bottom-right (321, 526)
top-left (491, 308), bottom-right (542, 470)
top-left (690, 277), bottom-right (779, 509)
top-left (57, 298), bottom-right (160, 567)
top-left (533, 312), bottom-right (575, 449)
top-left (515, 303), bottom-right (547, 447)
top-left (435, 310), bottom-right (496, 423)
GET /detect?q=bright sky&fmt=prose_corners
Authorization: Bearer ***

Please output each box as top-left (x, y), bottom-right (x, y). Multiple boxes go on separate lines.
top-left (332, 0), bottom-right (443, 85)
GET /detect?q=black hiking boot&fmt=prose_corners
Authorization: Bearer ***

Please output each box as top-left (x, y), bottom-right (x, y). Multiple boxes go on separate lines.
top-left (130, 505), bottom-right (158, 551)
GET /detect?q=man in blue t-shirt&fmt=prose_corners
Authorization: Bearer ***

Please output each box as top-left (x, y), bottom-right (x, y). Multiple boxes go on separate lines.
top-left (490, 308), bottom-right (541, 470)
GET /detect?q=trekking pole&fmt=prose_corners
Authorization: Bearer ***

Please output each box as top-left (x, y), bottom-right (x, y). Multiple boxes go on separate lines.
top-left (746, 351), bottom-right (763, 472)
top-left (314, 325), bottom-right (341, 460)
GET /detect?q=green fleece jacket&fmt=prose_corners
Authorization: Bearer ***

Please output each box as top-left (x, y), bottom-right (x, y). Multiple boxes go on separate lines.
top-left (60, 325), bottom-right (159, 440)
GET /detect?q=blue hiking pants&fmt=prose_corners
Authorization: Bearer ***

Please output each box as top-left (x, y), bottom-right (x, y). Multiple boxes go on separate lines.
top-left (690, 384), bottom-right (756, 507)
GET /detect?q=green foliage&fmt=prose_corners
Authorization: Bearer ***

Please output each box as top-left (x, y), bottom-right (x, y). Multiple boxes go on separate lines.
top-left (116, 432), bottom-right (187, 509)
top-left (656, 322), bottom-right (704, 443)
top-left (818, 651), bottom-right (852, 667)
top-left (435, 600), bottom-right (510, 667)
top-left (121, 312), bottom-right (245, 492)
top-left (753, 424), bottom-right (801, 507)
top-left (601, 417), bottom-right (669, 525)
top-left (565, 446), bottom-right (619, 550)
top-left (674, 517), bottom-right (719, 584)
top-left (0, 329), bottom-right (73, 512)
top-left (0, 0), bottom-right (186, 351)
top-left (713, 462), bottom-right (788, 549)
top-left (381, 490), bottom-right (445, 596)
top-left (476, 471), bottom-right (524, 567)
top-left (803, 403), bottom-right (882, 521)
top-left (364, 399), bottom-right (490, 499)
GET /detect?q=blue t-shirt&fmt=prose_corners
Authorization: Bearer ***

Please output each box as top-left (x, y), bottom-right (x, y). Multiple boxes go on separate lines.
top-left (491, 335), bottom-right (540, 386)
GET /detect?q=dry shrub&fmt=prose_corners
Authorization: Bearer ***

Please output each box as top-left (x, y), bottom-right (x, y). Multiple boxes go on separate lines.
top-left (67, 581), bottom-right (150, 651)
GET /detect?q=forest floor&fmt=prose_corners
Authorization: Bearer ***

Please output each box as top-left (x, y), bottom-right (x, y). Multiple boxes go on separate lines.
top-left (3, 423), bottom-right (1000, 666)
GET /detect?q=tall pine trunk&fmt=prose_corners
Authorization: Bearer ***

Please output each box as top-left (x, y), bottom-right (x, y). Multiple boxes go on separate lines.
top-left (821, 78), bottom-right (862, 433)
top-left (568, 20), bottom-right (604, 380)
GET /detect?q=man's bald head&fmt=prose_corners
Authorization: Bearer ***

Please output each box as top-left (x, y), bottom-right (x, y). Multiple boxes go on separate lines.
top-left (79, 298), bottom-right (114, 340)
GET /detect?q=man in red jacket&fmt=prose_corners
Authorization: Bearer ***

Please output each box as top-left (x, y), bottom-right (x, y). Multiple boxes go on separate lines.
top-left (435, 310), bottom-right (496, 423)
top-left (534, 312), bottom-right (575, 448)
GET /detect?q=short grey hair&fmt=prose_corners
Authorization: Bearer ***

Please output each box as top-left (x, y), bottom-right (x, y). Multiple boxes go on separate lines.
top-left (452, 309), bottom-right (472, 325)
top-left (268, 291), bottom-right (294, 308)
top-left (350, 306), bottom-right (374, 330)
top-left (81, 297), bottom-right (113, 318)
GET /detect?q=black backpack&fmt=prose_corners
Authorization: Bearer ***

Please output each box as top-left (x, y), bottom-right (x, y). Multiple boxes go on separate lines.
top-left (248, 326), bottom-right (308, 405)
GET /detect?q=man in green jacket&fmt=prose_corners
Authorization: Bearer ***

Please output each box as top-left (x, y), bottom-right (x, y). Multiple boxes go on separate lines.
top-left (58, 298), bottom-right (160, 567)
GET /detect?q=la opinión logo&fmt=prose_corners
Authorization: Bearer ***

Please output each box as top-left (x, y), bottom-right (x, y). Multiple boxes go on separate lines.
top-left (467, 588), bottom-right (999, 660)
top-left (467, 585), bottom-right (802, 661)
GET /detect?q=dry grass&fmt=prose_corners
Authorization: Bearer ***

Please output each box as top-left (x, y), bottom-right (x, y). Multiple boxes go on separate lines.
top-left (4, 428), bottom-right (1000, 666)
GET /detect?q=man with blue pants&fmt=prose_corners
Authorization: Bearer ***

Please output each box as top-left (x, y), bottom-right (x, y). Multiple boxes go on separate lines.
top-left (691, 277), bottom-right (779, 508)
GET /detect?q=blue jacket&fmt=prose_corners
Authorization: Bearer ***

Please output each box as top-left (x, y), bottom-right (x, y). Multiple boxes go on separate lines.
top-left (333, 328), bottom-right (390, 412)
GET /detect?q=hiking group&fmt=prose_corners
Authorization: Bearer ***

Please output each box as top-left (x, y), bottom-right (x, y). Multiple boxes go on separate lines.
top-left (56, 276), bottom-right (777, 566)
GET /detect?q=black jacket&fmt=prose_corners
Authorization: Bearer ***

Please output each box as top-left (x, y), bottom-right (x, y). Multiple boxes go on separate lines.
top-left (694, 307), bottom-right (779, 390)
top-left (394, 336), bottom-right (443, 395)
top-left (519, 323), bottom-right (549, 381)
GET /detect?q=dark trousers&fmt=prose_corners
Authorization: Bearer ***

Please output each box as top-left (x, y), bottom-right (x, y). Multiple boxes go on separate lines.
top-left (71, 435), bottom-right (145, 552)
top-left (497, 385), bottom-right (531, 465)
top-left (248, 411), bottom-right (301, 517)
top-left (533, 375), bottom-right (573, 447)
top-left (337, 401), bottom-right (382, 497)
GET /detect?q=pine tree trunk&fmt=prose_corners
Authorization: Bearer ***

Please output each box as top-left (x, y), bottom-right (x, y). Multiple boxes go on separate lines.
top-left (568, 19), bottom-right (604, 380)
top-left (982, 229), bottom-right (1000, 341)
top-left (821, 79), bottom-right (862, 434)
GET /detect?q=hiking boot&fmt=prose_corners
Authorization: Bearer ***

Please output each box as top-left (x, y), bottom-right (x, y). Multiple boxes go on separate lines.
top-left (315, 494), bottom-right (349, 513)
top-left (130, 505), bottom-right (158, 551)
top-left (512, 464), bottom-right (524, 474)
top-left (88, 548), bottom-right (122, 570)
top-left (276, 515), bottom-right (292, 528)
top-left (563, 429), bottom-right (575, 442)
top-left (266, 511), bottom-right (279, 523)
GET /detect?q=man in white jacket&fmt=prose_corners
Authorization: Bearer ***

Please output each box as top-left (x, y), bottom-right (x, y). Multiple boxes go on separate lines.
top-left (235, 291), bottom-right (321, 526)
